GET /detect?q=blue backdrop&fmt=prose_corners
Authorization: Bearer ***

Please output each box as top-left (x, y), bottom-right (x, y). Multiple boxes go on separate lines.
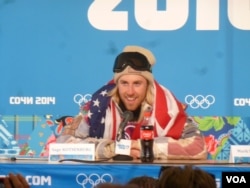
top-left (0, 0), bottom-right (250, 160)
top-left (1, 0), bottom-right (250, 117)
top-left (0, 0), bottom-right (250, 116)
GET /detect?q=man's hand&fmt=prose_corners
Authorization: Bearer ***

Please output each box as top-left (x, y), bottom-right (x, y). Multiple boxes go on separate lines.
top-left (4, 173), bottom-right (30, 188)
top-left (130, 140), bottom-right (141, 159)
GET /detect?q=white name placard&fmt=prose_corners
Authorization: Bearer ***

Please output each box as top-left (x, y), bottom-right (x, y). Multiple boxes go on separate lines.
top-left (115, 139), bottom-right (131, 155)
top-left (49, 143), bottom-right (95, 162)
top-left (229, 145), bottom-right (250, 163)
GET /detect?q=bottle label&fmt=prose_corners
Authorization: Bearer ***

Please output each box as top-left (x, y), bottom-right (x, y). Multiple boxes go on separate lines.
top-left (140, 127), bottom-right (154, 140)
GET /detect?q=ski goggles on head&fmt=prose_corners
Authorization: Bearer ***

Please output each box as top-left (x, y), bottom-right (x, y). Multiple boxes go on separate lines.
top-left (113, 52), bottom-right (152, 73)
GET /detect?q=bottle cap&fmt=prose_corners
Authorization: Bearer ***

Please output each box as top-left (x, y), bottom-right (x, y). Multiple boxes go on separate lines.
top-left (144, 111), bottom-right (151, 117)
top-left (144, 107), bottom-right (152, 117)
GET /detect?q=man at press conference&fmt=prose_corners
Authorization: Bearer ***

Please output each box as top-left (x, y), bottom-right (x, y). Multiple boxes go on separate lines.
top-left (56, 45), bottom-right (207, 160)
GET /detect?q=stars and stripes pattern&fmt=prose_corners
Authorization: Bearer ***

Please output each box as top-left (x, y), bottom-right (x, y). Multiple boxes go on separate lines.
top-left (83, 79), bottom-right (187, 140)
top-left (86, 81), bottom-right (115, 138)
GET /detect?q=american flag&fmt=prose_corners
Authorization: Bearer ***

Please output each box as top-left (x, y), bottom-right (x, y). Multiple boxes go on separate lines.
top-left (84, 80), bottom-right (187, 140)
top-left (86, 81), bottom-right (115, 138)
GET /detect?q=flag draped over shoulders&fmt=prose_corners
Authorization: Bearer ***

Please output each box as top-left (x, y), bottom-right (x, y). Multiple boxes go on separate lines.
top-left (86, 81), bottom-right (115, 138)
top-left (154, 81), bottom-right (187, 139)
top-left (85, 80), bottom-right (187, 139)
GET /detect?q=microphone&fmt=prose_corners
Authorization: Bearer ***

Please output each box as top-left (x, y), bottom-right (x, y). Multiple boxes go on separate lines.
top-left (116, 111), bottom-right (134, 142)
top-left (113, 111), bottom-right (134, 161)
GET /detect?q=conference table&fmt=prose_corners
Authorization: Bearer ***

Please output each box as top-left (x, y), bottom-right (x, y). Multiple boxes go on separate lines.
top-left (0, 158), bottom-right (249, 188)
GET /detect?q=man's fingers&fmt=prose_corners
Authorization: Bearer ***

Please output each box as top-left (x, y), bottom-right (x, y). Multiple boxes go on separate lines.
top-left (3, 177), bottom-right (12, 188)
top-left (17, 174), bottom-right (30, 188)
top-left (5, 173), bottom-right (30, 188)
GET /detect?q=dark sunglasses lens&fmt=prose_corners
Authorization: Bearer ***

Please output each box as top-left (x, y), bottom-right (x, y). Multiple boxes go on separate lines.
top-left (131, 58), bottom-right (145, 67)
top-left (113, 52), bottom-right (151, 72)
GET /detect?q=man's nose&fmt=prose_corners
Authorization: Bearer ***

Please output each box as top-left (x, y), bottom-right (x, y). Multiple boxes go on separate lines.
top-left (126, 84), bottom-right (135, 95)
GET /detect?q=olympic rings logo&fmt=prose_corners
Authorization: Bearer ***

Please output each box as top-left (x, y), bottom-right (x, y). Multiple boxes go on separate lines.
top-left (73, 94), bottom-right (92, 106)
top-left (76, 173), bottom-right (113, 188)
top-left (185, 95), bottom-right (215, 109)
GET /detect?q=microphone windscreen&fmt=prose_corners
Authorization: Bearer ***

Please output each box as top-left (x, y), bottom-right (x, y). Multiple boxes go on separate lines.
top-left (123, 111), bottom-right (134, 121)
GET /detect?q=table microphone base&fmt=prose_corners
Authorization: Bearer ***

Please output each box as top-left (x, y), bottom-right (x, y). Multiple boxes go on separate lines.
top-left (112, 154), bottom-right (133, 161)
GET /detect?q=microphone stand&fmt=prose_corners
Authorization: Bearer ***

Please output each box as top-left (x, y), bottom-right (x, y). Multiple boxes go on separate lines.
top-left (112, 111), bottom-right (134, 161)
top-left (112, 154), bottom-right (133, 161)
